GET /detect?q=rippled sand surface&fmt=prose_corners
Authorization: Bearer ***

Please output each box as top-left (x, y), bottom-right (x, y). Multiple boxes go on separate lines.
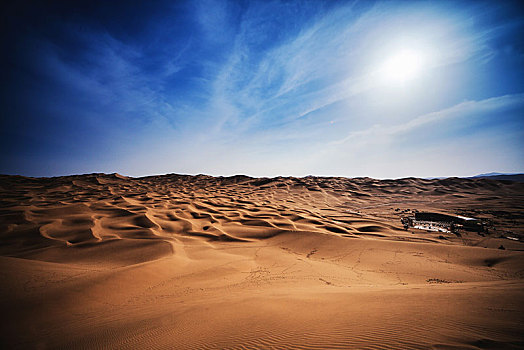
top-left (1, 173), bottom-right (523, 349)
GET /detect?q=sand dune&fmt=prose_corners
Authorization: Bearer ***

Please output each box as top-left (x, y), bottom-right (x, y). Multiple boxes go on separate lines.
top-left (1, 173), bottom-right (523, 349)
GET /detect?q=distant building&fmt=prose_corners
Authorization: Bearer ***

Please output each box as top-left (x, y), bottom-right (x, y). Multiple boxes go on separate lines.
top-left (403, 212), bottom-right (483, 232)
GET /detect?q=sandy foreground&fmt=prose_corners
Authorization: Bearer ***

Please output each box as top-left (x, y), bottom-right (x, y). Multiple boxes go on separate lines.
top-left (1, 173), bottom-right (523, 349)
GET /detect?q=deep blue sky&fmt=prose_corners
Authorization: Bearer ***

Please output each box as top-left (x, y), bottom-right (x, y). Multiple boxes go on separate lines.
top-left (1, 0), bottom-right (523, 178)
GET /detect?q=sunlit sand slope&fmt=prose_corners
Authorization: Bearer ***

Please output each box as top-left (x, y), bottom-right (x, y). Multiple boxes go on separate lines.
top-left (1, 173), bottom-right (523, 349)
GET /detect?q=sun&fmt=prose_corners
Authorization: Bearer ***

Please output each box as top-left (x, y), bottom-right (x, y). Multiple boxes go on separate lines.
top-left (380, 49), bottom-right (424, 84)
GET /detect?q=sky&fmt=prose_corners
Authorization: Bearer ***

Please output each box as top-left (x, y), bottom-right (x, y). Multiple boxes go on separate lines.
top-left (1, 0), bottom-right (523, 179)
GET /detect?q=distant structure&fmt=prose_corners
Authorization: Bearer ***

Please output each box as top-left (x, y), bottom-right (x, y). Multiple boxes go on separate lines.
top-left (401, 212), bottom-right (483, 233)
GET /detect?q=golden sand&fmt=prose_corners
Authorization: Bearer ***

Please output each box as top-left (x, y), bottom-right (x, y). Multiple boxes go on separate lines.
top-left (1, 173), bottom-right (523, 349)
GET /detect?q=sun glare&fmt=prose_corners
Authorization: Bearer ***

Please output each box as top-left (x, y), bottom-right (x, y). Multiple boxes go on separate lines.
top-left (381, 49), bottom-right (424, 84)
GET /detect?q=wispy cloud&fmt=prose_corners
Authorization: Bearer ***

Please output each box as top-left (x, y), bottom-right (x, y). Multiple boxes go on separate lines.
top-left (32, 0), bottom-right (509, 139)
top-left (332, 93), bottom-right (524, 146)
top-left (3, 0), bottom-right (523, 177)
top-left (188, 0), bottom-right (505, 140)
top-left (308, 93), bottom-right (524, 178)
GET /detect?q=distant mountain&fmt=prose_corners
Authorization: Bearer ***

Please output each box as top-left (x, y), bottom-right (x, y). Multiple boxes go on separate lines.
top-left (425, 173), bottom-right (524, 182)
top-left (472, 172), bottom-right (508, 177)
top-left (470, 173), bottom-right (524, 182)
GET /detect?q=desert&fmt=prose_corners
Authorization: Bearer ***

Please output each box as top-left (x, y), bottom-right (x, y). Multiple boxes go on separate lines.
top-left (2, 0), bottom-right (524, 348)
top-left (1, 173), bottom-right (523, 349)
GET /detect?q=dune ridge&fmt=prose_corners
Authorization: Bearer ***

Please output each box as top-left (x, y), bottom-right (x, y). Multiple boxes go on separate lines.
top-left (1, 173), bottom-right (523, 349)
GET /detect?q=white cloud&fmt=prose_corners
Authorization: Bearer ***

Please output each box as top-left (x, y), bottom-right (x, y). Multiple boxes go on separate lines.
top-left (192, 0), bottom-right (502, 140)
top-left (20, 1), bottom-right (523, 178)
top-left (333, 93), bottom-right (524, 145)
top-left (307, 93), bottom-right (524, 178)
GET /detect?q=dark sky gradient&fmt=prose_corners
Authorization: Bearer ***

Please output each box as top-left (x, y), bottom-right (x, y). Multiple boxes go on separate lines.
top-left (1, 0), bottom-right (524, 178)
